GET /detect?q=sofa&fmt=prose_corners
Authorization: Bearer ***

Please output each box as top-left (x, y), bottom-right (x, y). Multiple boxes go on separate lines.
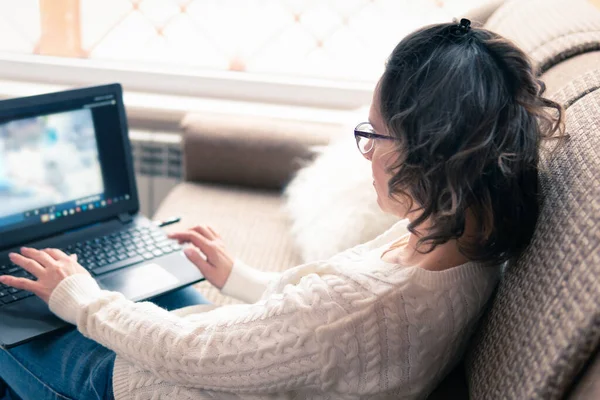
top-left (154, 0), bottom-right (600, 398)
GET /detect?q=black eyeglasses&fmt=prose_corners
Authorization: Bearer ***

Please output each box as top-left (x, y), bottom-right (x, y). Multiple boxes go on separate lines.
top-left (354, 122), bottom-right (399, 154)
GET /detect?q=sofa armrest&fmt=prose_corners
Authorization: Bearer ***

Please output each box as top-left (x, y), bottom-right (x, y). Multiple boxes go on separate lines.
top-left (181, 112), bottom-right (342, 190)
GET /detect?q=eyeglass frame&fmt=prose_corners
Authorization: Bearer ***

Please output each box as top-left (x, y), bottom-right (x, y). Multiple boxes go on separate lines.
top-left (354, 122), bottom-right (401, 154)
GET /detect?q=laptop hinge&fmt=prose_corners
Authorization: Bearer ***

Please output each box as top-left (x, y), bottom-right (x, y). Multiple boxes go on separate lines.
top-left (118, 213), bottom-right (133, 224)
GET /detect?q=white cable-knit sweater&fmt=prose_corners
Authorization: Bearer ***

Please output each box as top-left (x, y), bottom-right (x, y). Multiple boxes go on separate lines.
top-left (48, 221), bottom-right (500, 400)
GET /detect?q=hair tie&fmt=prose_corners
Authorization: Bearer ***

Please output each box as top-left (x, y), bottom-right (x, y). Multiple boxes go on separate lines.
top-left (457, 18), bottom-right (471, 33)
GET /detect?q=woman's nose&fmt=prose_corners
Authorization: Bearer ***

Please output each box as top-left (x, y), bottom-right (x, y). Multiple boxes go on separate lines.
top-left (363, 147), bottom-right (374, 161)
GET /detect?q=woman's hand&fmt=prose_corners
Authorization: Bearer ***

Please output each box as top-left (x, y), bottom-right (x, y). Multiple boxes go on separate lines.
top-left (168, 225), bottom-right (233, 289)
top-left (0, 247), bottom-right (91, 304)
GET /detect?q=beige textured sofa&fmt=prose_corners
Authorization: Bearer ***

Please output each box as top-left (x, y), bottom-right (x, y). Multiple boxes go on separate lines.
top-left (154, 0), bottom-right (600, 397)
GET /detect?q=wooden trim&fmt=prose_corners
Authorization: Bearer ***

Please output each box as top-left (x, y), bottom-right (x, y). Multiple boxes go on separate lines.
top-left (38, 0), bottom-right (83, 57)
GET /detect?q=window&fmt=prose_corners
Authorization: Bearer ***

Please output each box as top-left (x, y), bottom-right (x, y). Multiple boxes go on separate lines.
top-left (0, 0), bottom-right (488, 108)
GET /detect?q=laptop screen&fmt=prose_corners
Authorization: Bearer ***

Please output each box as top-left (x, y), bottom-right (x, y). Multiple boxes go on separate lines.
top-left (0, 84), bottom-right (138, 249)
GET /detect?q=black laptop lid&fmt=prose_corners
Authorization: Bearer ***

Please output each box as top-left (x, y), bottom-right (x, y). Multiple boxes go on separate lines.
top-left (0, 83), bottom-right (139, 250)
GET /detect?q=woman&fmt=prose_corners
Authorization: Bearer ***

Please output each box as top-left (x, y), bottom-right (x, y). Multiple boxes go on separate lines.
top-left (0, 19), bottom-right (563, 400)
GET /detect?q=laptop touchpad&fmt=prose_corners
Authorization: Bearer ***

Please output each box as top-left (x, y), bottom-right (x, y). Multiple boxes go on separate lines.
top-left (98, 263), bottom-right (180, 301)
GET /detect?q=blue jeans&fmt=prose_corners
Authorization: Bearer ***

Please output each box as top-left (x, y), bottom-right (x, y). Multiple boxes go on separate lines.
top-left (0, 286), bottom-right (211, 400)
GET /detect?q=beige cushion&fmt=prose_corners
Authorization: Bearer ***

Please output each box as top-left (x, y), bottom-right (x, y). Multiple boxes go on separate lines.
top-left (465, 70), bottom-right (600, 399)
top-left (550, 68), bottom-right (600, 108)
top-left (153, 182), bottom-right (301, 306)
top-left (485, 0), bottom-right (600, 73)
top-left (541, 51), bottom-right (600, 97)
top-left (181, 112), bottom-right (342, 190)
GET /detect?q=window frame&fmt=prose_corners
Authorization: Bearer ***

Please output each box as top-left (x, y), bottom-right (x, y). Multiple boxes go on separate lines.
top-left (0, 52), bottom-right (374, 109)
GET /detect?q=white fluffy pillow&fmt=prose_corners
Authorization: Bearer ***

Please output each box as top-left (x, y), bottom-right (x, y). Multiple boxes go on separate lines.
top-left (283, 121), bottom-right (401, 263)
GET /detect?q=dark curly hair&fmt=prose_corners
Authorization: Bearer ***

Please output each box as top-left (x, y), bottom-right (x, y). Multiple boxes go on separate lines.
top-left (378, 22), bottom-right (565, 265)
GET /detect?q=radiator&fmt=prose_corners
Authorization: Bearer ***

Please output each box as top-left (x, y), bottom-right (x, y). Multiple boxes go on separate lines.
top-left (129, 130), bottom-right (183, 218)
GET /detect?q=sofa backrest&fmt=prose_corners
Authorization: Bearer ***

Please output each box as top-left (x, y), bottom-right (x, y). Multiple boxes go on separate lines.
top-left (484, 0), bottom-right (600, 74)
top-left (465, 66), bottom-right (600, 398)
top-left (180, 112), bottom-right (343, 190)
top-left (461, 3), bottom-right (600, 398)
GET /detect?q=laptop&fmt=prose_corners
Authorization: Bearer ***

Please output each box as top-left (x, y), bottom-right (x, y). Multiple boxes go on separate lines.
top-left (0, 83), bottom-right (204, 348)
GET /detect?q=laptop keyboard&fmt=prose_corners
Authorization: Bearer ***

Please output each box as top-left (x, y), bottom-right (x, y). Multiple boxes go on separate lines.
top-left (0, 225), bottom-right (182, 307)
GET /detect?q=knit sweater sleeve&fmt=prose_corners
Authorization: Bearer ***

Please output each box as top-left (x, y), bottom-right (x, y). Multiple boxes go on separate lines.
top-left (219, 259), bottom-right (281, 303)
top-left (218, 220), bottom-right (409, 304)
top-left (48, 271), bottom-right (343, 393)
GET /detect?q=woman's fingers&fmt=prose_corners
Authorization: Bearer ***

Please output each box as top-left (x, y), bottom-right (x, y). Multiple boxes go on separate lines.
top-left (191, 225), bottom-right (215, 240)
top-left (207, 226), bottom-right (221, 239)
top-left (169, 231), bottom-right (214, 256)
top-left (43, 248), bottom-right (70, 261)
top-left (168, 226), bottom-right (232, 290)
top-left (0, 275), bottom-right (39, 294)
top-left (9, 251), bottom-right (46, 276)
top-left (183, 247), bottom-right (211, 272)
top-left (20, 247), bottom-right (57, 268)
top-left (170, 225), bottom-right (221, 243)
top-left (182, 247), bottom-right (226, 289)
top-left (1, 247), bottom-right (92, 305)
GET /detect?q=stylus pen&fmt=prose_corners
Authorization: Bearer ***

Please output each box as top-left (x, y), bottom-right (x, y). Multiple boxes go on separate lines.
top-left (154, 216), bottom-right (181, 228)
